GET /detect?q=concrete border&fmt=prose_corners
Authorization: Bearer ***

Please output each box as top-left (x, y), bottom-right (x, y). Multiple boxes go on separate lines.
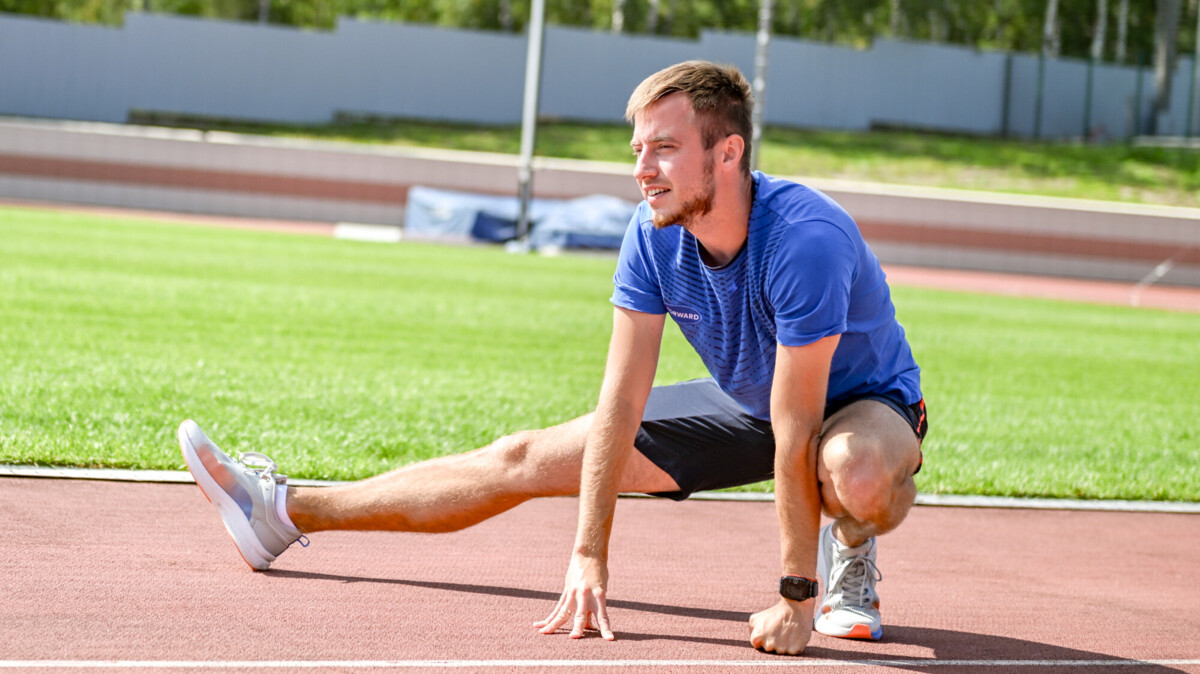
top-left (3, 464), bottom-right (1195, 514)
top-left (3, 117), bottom-right (1198, 286)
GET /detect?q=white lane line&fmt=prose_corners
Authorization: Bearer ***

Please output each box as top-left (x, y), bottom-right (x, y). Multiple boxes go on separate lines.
top-left (911, 493), bottom-right (1200, 514)
top-left (0, 465), bottom-right (340, 487)
top-left (1, 659), bottom-right (1198, 669)
top-left (2, 464), bottom-right (1199, 514)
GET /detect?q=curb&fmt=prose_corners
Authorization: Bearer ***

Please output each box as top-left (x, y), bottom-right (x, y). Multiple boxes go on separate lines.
top-left (2, 464), bottom-right (1197, 514)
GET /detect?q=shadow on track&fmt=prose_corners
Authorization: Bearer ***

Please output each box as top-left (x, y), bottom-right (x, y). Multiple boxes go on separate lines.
top-left (265, 571), bottom-right (1186, 670)
top-left (266, 569), bottom-right (749, 623)
top-left (800, 626), bottom-right (1189, 673)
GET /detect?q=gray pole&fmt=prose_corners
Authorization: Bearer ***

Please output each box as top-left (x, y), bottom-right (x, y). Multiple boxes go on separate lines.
top-left (1000, 53), bottom-right (1013, 137)
top-left (1034, 53), bottom-right (1045, 138)
top-left (1134, 50), bottom-right (1147, 136)
top-left (516, 0), bottom-right (546, 242)
top-left (751, 0), bottom-right (773, 172)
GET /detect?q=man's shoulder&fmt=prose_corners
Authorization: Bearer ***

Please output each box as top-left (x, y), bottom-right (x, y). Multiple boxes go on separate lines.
top-left (752, 174), bottom-right (863, 260)
top-left (748, 175), bottom-right (864, 287)
top-left (754, 172), bottom-right (853, 227)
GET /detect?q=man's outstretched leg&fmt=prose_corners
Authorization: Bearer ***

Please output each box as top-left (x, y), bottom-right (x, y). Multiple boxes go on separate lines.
top-left (813, 398), bottom-right (926, 640)
top-left (179, 416), bottom-right (679, 570)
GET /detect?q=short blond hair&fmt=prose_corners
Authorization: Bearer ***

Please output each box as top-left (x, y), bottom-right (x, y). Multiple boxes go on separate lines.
top-left (625, 61), bottom-right (754, 176)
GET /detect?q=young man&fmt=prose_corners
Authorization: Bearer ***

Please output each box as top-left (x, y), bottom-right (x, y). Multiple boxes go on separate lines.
top-left (179, 60), bottom-right (925, 656)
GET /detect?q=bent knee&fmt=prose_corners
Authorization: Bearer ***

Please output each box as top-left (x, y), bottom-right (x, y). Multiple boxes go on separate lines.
top-left (829, 458), bottom-right (895, 519)
top-left (819, 437), bottom-right (915, 525)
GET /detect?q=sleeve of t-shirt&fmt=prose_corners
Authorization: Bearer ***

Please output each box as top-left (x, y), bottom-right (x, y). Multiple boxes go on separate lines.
top-left (768, 219), bottom-right (856, 347)
top-left (610, 212), bottom-right (667, 314)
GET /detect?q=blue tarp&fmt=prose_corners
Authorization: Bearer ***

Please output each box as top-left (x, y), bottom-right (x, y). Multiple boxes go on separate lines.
top-left (528, 194), bottom-right (635, 251)
top-left (404, 186), bottom-right (636, 251)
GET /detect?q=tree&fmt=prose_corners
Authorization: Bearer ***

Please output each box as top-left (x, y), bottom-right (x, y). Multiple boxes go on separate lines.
top-left (1090, 0), bottom-right (1107, 60)
top-left (2, 0), bottom-right (1189, 64)
top-left (611, 0), bottom-right (624, 32)
top-left (1150, 0), bottom-right (1184, 133)
top-left (500, 0), bottom-right (513, 30)
top-left (889, 0), bottom-right (903, 36)
top-left (1043, 0), bottom-right (1061, 58)
top-left (1115, 0), bottom-right (1130, 60)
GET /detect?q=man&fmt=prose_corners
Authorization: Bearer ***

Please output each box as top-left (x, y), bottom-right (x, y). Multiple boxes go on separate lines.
top-left (179, 60), bottom-right (925, 656)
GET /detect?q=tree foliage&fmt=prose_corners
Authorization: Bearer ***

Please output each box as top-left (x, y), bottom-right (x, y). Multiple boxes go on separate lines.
top-left (0, 0), bottom-right (1194, 63)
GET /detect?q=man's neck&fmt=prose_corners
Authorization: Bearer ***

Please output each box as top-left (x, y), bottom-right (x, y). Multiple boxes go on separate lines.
top-left (692, 175), bottom-right (754, 268)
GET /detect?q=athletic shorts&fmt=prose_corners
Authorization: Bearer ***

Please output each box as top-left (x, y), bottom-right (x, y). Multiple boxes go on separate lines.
top-left (634, 378), bottom-right (928, 501)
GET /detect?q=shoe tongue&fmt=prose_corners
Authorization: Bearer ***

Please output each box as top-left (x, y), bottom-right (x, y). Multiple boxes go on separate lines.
top-left (836, 537), bottom-right (873, 557)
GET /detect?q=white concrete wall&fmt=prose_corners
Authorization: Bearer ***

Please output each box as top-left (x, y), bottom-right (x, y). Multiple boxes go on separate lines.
top-left (2, 12), bottom-right (1197, 138)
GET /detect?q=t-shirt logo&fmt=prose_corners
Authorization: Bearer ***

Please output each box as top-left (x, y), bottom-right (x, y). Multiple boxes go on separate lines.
top-left (665, 304), bottom-right (702, 324)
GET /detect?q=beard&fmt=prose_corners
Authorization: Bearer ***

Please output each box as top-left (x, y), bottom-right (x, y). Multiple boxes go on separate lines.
top-left (651, 156), bottom-right (716, 230)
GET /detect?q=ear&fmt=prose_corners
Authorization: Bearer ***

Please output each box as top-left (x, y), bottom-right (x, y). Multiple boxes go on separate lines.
top-left (718, 133), bottom-right (745, 173)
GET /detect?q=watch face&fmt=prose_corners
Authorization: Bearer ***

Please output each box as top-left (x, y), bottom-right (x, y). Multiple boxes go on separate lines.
top-left (780, 576), bottom-right (818, 601)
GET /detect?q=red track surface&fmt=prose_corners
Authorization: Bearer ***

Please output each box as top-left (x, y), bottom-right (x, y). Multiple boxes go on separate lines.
top-left (2, 477), bottom-right (1198, 673)
top-left (4, 201), bottom-right (1199, 671)
top-left (883, 265), bottom-right (1200, 314)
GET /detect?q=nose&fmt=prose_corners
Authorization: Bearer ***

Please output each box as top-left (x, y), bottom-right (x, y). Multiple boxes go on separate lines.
top-left (633, 148), bottom-right (656, 182)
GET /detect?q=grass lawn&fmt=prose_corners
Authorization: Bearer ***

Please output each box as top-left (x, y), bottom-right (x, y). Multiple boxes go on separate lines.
top-left (140, 114), bottom-right (1200, 209)
top-left (1, 205), bottom-right (1197, 501)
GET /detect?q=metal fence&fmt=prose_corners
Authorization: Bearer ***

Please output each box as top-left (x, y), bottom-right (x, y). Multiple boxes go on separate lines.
top-left (2, 11), bottom-right (1197, 140)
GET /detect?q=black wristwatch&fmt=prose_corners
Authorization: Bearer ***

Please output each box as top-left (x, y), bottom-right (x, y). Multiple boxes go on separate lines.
top-left (779, 576), bottom-right (819, 602)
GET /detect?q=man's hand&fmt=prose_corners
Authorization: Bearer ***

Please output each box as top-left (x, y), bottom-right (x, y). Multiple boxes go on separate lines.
top-left (534, 553), bottom-right (616, 640)
top-left (749, 598), bottom-right (814, 655)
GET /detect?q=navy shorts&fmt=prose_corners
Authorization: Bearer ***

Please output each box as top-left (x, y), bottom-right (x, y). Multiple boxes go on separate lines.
top-left (634, 378), bottom-right (928, 501)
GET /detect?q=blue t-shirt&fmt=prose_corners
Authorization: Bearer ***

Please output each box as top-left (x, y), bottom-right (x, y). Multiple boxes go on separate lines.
top-left (610, 172), bottom-right (921, 421)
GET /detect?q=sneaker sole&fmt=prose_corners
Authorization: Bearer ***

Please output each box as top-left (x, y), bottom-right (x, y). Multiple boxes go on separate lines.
top-left (178, 420), bottom-right (273, 571)
top-left (815, 619), bottom-right (882, 641)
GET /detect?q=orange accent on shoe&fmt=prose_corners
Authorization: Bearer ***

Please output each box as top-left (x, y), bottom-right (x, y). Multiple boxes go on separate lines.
top-left (843, 624), bottom-right (875, 639)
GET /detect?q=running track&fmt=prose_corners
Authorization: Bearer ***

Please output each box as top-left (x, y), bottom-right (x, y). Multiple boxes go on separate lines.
top-left (1, 477), bottom-right (1198, 673)
top-left (2, 203), bottom-right (1199, 672)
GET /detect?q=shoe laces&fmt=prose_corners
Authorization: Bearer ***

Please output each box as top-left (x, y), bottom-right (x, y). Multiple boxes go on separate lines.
top-left (237, 451), bottom-right (307, 547)
top-left (238, 452), bottom-right (286, 484)
top-left (828, 551), bottom-right (882, 609)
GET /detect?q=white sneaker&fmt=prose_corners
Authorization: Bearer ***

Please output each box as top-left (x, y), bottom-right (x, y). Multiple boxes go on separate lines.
top-left (178, 420), bottom-right (306, 570)
top-left (814, 523), bottom-right (883, 640)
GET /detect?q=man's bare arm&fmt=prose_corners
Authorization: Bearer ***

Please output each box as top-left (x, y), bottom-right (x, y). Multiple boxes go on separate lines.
top-left (536, 306), bottom-right (665, 640)
top-left (749, 335), bottom-right (840, 654)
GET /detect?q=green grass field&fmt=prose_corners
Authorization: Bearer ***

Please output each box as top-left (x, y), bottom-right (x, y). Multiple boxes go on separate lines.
top-left (1, 205), bottom-right (1197, 501)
